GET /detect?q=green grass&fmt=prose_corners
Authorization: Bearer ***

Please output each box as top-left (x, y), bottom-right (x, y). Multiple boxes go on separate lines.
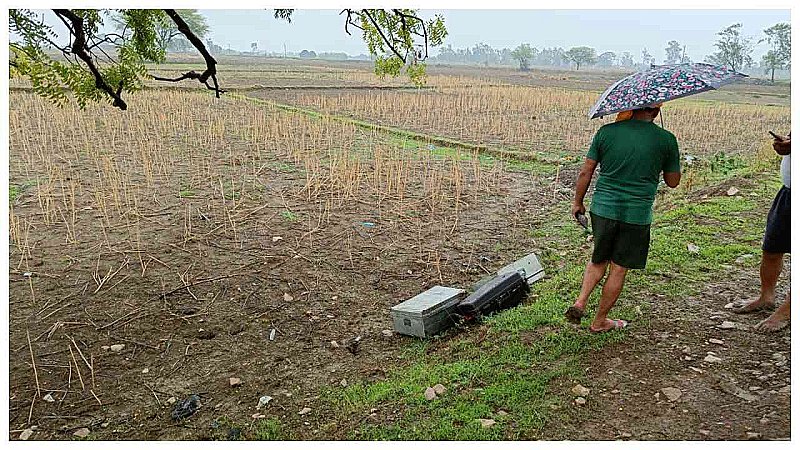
top-left (281, 210), bottom-right (298, 222)
top-left (9, 184), bottom-right (21, 202)
top-left (313, 168), bottom-right (777, 440)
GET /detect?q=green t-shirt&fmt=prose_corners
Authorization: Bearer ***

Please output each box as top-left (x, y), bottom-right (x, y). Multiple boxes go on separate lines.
top-left (586, 119), bottom-right (681, 225)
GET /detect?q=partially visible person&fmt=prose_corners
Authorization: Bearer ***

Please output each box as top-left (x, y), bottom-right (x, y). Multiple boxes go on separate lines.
top-left (734, 133), bottom-right (791, 332)
top-left (565, 104), bottom-right (681, 332)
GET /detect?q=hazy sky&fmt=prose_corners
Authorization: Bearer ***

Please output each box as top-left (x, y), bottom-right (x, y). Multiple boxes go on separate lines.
top-left (201, 9), bottom-right (790, 61)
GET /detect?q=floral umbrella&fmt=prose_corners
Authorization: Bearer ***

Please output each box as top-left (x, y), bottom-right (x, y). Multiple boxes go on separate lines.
top-left (588, 63), bottom-right (746, 119)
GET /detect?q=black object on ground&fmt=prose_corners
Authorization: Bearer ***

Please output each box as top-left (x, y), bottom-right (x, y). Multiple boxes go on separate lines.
top-left (171, 394), bottom-right (201, 420)
top-left (457, 271), bottom-right (530, 321)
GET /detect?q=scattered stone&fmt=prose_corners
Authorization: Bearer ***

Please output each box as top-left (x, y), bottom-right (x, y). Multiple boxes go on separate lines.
top-left (620, 432), bottom-right (632, 438)
top-left (73, 428), bottom-right (91, 438)
top-left (269, 329), bottom-right (277, 341)
top-left (214, 403), bottom-right (223, 410)
top-left (166, 397), bottom-right (177, 405)
top-left (726, 187), bottom-right (740, 196)
top-left (251, 413), bottom-right (266, 419)
top-left (381, 329), bottom-right (393, 337)
top-left (709, 338), bottom-right (725, 345)
top-left (433, 384), bottom-right (447, 395)
top-left (330, 340), bottom-right (340, 349)
top-left (171, 395), bottom-right (202, 420)
top-left (748, 386), bottom-right (761, 391)
top-left (101, 345), bottom-right (110, 350)
top-left (758, 375), bottom-right (769, 382)
top-left (229, 377), bottom-right (242, 387)
top-left (778, 386), bottom-right (790, 395)
top-left (746, 432), bottom-right (762, 440)
top-left (735, 254), bottom-right (755, 264)
top-left (298, 407), bottom-right (312, 415)
top-left (283, 293), bottom-right (293, 302)
top-left (571, 384), bottom-right (591, 397)
top-left (687, 243), bottom-right (700, 253)
top-left (272, 236), bottom-right (283, 243)
top-left (719, 321), bottom-right (738, 329)
top-left (681, 346), bottom-right (692, 354)
top-left (611, 389), bottom-right (620, 394)
top-left (477, 418), bottom-right (496, 428)
top-left (142, 368), bottom-right (149, 374)
top-left (661, 387), bottom-right (682, 402)
top-left (704, 355), bottom-right (723, 363)
top-left (424, 387), bottom-right (437, 401)
top-left (340, 379), bottom-right (348, 387)
top-left (109, 344), bottom-right (125, 352)
top-left (574, 397), bottom-right (587, 406)
top-left (19, 429), bottom-right (33, 440)
top-left (43, 393), bottom-right (55, 403)
top-left (772, 353), bottom-right (786, 363)
top-left (689, 367), bottom-right (704, 374)
top-left (101, 422), bottom-right (109, 428)
top-left (717, 380), bottom-right (757, 401)
top-left (698, 429), bottom-right (711, 436)
top-left (257, 396), bottom-right (272, 409)
top-left (760, 418), bottom-right (770, 425)
top-left (724, 302), bottom-right (735, 309)
top-left (497, 410), bottom-right (509, 416)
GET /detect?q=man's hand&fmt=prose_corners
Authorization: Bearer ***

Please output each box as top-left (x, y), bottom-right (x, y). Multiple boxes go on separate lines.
top-left (773, 133), bottom-right (791, 156)
top-left (572, 203), bottom-right (586, 221)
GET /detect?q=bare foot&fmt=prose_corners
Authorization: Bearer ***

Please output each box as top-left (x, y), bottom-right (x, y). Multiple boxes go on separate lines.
top-left (755, 313), bottom-right (789, 333)
top-left (589, 318), bottom-right (628, 333)
top-left (733, 298), bottom-right (774, 314)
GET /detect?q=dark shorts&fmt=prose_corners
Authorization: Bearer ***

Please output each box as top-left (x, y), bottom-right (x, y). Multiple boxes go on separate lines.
top-left (763, 186), bottom-right (790, 254)
top-left (590, 212), bottom-right (651, 270)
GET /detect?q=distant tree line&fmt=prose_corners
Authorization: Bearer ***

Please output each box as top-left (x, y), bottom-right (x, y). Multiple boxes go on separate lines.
top-left (429, 21), bottom-right (789, 80)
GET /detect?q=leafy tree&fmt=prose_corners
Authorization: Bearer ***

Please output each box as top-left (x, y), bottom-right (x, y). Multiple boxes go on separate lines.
top-left (640, 47), bottom-right (655, 67)
top-left (9, 8), bottom-right (447, 110)
top-left (299, 49), bottom-right (317, 58)
top-left (618, 51), bottom-right (635, 68)
top-left (511, 43), bottom-right (535, 71)
top-left (596, 51), bottom-right (616, 67)
top-left (760, 22), bottom-right (790, 82)
top-left (664, 40), bottom-right (683, 64)
top-left (566, 46), bottom-right (596, 70)
top-left (705, 23), bottom-right (754, 72)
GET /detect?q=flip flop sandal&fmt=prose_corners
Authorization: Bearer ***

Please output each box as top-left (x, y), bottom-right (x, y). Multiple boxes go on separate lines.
top-left (565, 306), bottom-right (585, 324)
top-left (590, 319), bottom-right (628, 333)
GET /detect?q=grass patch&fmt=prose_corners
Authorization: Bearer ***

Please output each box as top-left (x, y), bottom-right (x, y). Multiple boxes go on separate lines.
top-left (281, 210), bottom-right (298, 222)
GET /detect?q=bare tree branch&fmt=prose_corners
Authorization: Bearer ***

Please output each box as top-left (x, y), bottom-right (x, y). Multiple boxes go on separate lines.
top-left (52, 9), bottom-right (127, 110)
top-left (160, 9), bottom-right (223, 98)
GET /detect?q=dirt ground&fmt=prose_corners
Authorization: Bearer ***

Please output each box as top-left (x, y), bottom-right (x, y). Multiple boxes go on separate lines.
top-left (548, 263), bottom-right (791, 441)
top-left (8, 104), bottom-right (564, 440)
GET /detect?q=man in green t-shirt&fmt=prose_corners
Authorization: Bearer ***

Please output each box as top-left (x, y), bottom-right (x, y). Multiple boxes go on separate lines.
top-left (564, 106), bottom-right (682, 332)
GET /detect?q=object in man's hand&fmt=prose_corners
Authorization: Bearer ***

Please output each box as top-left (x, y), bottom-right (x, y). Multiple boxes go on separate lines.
top-left (575, 212), bottom-right (589, 230)
top-left (769, 131), bottom-right (786, 141)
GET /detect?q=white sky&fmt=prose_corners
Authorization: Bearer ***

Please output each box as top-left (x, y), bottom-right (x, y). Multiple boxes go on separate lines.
top-left (200, 9), bottom-right (790, 61)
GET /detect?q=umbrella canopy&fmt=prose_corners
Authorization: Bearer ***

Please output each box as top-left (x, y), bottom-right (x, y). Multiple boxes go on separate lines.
top-left (588, 63), bottom-right (746, 119)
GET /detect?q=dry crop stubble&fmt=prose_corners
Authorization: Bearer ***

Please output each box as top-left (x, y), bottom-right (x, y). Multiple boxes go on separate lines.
top-left (9, 89), bottom-right (531, 434)
top-left (261, 84), bottom-right (790, 160)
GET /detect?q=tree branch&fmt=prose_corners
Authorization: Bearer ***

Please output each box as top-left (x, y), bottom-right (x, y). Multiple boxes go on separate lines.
top-left (161, 9), bottom-right (223, 98)
top-left (52, 9), bottom-right (127, 110)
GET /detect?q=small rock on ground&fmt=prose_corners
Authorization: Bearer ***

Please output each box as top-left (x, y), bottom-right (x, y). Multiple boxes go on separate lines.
top-left (73, 428), bottom-right (91, 438)
top-left (424, 387), bottom-right (437, 401)
top-left (298, 407), bottom-right (312, 415)
top-left (433, 384), bottom-right (446, 395)
top-left (746, 432), bottom-right (762, 440)
top-left (704, 355), bottom-right (723, 363)
top-left (661, 387), bottom-right (682, 402)
top-left (229, 377), bottom-right (242, 387)
top-left (574, 397), bottom-right (587, 406)
top-left (571, 384), bottom-right (591, 397)
top-left (709, 338), bottom-right (725, 345)
top-left (19, 429), bottom-right (33, 440)
top-left (109, 344), bottom-right (125, 352)
top-left (477, 418), bottom-right (496, 428)
top-left (381, 329), bottom-right (393, 337)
